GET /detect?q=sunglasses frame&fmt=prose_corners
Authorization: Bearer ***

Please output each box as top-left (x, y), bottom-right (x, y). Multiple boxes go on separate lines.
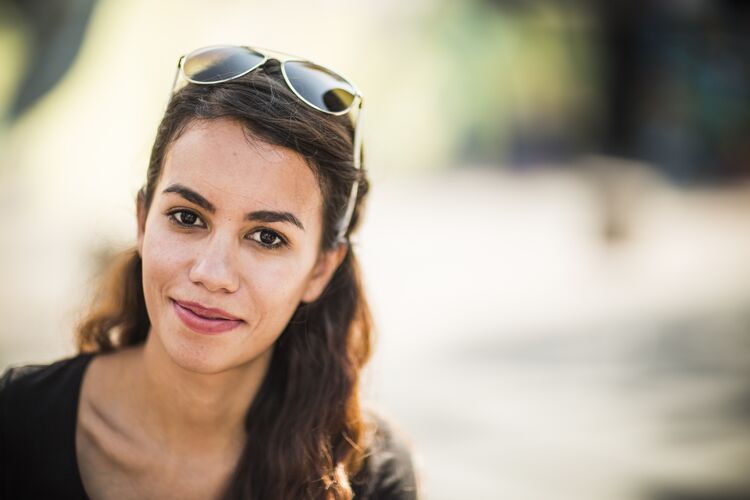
top-left (169, 45), bottom-right (364, 244)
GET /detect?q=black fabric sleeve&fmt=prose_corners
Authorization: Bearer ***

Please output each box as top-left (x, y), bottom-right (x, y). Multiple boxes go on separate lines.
top-left (0, 367), bottom-right (12, 500)
top-left (0, 356), bottom-right (93, 500)
top-left (352, 413), bottom-right (420, 499)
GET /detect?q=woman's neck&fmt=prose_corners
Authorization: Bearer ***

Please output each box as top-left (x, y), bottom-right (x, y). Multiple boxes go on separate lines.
top-left (119, 333), bottom-right (271, 455)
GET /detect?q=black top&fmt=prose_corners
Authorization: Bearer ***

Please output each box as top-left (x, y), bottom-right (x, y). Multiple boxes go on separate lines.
top-left (0, 354), bottom-right (418, 499)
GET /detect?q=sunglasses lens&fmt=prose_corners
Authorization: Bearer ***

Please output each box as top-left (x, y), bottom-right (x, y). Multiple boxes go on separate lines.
top-left (183, 46), bottom-right (265, 83)
top-left (283, 61), bottom-right (356, 113)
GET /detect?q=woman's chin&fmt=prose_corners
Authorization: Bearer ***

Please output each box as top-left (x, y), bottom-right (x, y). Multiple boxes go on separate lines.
top-left (150, 328), bottom-right (235, 374)
top-left (153, 327), bottom-right (273, 376)
top-left (170, 350), bottom-right (228, 374)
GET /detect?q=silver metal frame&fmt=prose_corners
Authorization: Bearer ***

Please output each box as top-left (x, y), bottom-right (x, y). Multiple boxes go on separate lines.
top-left (336, 97), bottom-right (363, 243)
top-left (169, 44), bottom-right (363, 243)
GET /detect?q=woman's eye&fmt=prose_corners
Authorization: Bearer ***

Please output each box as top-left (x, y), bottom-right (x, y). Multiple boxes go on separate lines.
top-left (249, 229), bottom-right (286, 249)
top-left (169, 210), bottom-right (204, 228)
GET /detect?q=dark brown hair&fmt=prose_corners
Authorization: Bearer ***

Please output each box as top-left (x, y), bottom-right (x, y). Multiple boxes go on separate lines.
top-left (76, 63), bottom-right (373, 499)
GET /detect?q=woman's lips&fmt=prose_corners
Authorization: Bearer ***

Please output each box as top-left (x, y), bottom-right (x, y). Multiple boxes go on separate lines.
top-left (172, 299), bottom-right (243, 335)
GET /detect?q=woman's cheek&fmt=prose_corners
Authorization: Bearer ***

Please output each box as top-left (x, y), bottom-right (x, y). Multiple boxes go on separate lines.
top-left (141, 227), bottom-right (193, 302)
top-left (241, 252), bottom-right (312, 304)
top-left (146, 221), bottom-right (197, 264)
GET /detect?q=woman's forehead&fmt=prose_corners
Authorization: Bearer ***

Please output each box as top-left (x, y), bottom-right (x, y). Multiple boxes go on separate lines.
top-left (159, 118), bottom-right (322, 220)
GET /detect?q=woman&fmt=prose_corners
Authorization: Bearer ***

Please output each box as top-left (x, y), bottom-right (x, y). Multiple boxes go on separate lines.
top-left (0, 45), bottom-right (418, 499)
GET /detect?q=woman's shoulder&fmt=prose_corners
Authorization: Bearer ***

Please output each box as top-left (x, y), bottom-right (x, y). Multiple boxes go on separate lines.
top-left (0, 352), bottom-right (96, 434)
top-left (352, 410), bottom-right (420, 499)
top-left (0, 353), bottom-right (94, 498)
top-left (0, 353), bottom-right (95, 402)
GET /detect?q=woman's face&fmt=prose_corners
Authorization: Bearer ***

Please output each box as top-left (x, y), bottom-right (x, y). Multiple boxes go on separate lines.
top-left (138, 118), bottom-right (344, 374)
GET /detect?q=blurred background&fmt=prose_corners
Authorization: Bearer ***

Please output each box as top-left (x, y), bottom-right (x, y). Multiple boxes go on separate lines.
top-left (2, 0), bottom-right (750, 498)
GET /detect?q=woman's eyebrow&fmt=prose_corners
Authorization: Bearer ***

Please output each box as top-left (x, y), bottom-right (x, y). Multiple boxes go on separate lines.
top-left (163, 184), bottom-right (215, 213)
top-left (163, 183), bottom-right (304, 231)
top-left (246, 211), bottom-right (305, 231)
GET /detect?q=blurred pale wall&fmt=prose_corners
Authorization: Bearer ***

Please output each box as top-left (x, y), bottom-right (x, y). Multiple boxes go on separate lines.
top-left (3, 1), bottom-right (750, 499)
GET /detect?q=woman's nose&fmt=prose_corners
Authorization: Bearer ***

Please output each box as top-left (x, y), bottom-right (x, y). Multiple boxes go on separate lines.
top-left (188, 234), bottom-right (240, 293)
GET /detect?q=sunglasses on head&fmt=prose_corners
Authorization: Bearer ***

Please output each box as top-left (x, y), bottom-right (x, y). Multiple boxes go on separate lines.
top-left (170, 44), bottom-right (363, 243)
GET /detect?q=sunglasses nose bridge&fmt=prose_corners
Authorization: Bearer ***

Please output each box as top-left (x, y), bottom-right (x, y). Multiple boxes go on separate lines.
top-left (259, 57), bottom-right (284, 74)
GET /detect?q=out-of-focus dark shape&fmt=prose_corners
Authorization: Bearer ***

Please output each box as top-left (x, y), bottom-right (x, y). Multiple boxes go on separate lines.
top-left (597, 0), bottom-right (750, 184)
top-left (648, 488), bottom-right (750, 500)
top-left (431, 0), bottom-right (750, 184)
top-left (1, 0), bottom-right (97, 121)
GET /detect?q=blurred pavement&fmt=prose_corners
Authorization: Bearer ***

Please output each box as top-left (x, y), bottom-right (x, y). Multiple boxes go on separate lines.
top-left (360, 164), bottom-right (750, 500)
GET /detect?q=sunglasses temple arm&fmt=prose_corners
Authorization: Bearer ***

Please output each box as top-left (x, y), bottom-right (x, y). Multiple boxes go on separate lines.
top-left (336, 98), bottom-right (363, 243)
top-left (352, 97), bottom-right (363, 174)
top-left (166, 56), bottom-right (185, 104)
